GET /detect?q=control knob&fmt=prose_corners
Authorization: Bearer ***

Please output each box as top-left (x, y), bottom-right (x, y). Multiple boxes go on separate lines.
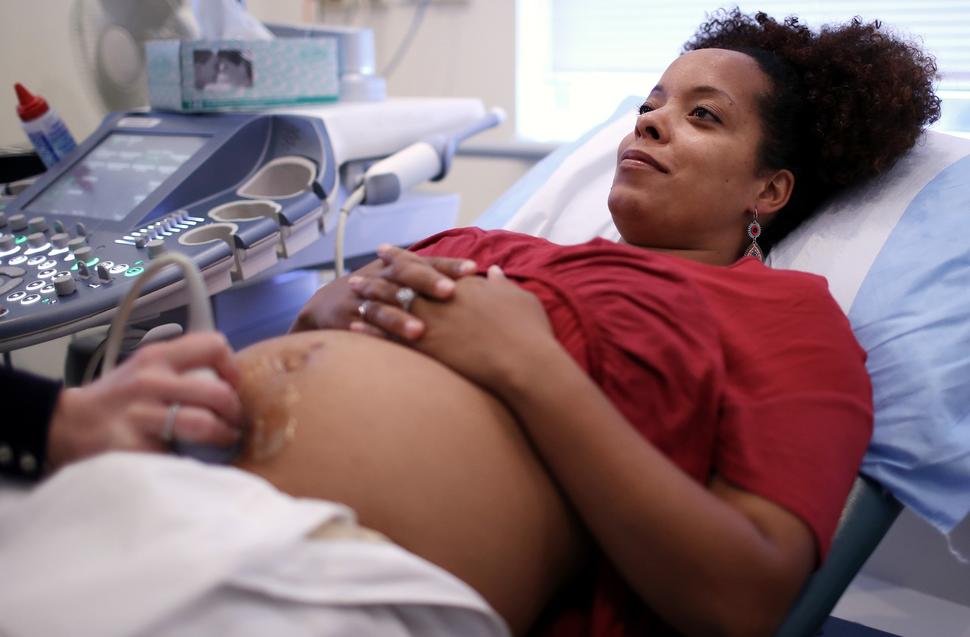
top-left (0, 212), bottom-right (7, 228)
top-left (76, 222), bottom-right (88, 237)
top-left (51, 233), bottom-right (70, 248)
top-left (52, 220), bottom-right (66, 234)
top-left (67, 237), bottom-right (87, 252)
top-left (27, 232), bottom-right (47, 248)
top-left (73, 246), bottom-right (93, 263)
top-left (0, 234), bottom-right (14, 251)
top-left (52, 273), bottom-right (77, 296)
top-left (147, 239), bottom-right (166, 259)
top-left (28, 217), bottom-right (49, 234)
top-left (96, 264), bottom-right (112, 283)
top-left (8, 214), bottom-right (27, 232)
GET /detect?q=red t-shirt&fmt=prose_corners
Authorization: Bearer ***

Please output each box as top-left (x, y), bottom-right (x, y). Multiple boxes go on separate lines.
top-left (412, 228), bottom-right (873, 636)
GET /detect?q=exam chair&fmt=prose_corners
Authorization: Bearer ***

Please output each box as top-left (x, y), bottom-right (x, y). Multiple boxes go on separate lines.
top-left (478, 97), bottom-right (970, 636)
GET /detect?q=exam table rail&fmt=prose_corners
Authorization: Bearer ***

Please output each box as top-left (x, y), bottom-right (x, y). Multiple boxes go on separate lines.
top-left (774, 475), bottom-right (902, 637)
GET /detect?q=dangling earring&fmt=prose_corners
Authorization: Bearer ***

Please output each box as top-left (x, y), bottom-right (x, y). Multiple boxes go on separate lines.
top-left (743, 208), bottom-right (764, 262)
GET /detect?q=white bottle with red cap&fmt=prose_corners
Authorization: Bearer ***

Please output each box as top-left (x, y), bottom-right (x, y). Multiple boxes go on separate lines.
top-left (14, 83), bottom-right (77, 169)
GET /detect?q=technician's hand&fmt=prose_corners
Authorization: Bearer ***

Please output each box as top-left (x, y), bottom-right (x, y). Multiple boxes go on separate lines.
top-left (407, 265), bottom-right (559, 395)
top-left (291, 244), bottom-right (476, 337)
top-left (45, 332), bottom-right (243, 470)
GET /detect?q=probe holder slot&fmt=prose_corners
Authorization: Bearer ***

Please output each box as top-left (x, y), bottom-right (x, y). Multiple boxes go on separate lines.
top-left (237, 156), bottom-right (317, 199)
top-left (209, 197), bottom-right (321, 259)
top-left (208, 200), bottom-right (282, 223)
top-left (178, 223), bottom-right (261, 282)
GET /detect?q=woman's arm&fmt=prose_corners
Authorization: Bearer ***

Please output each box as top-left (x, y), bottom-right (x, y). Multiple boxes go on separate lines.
top-left (354, 258), bottom-right (815, 637)
top-left (490, 328), bottom-right (815, 637)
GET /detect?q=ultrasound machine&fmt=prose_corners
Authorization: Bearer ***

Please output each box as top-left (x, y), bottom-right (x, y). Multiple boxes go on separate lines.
top-left (0, 99), bottom-right (486, 355)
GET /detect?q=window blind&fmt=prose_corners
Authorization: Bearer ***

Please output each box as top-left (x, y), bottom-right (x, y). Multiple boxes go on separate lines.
top-left (551, 1), bottom-right (970, 85)
top-left (518, 1), bottom-right (970, 141)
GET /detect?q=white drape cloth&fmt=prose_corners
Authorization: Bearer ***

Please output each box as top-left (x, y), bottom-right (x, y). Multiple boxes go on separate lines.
top-left (0, 452), bottom-right (508, 637)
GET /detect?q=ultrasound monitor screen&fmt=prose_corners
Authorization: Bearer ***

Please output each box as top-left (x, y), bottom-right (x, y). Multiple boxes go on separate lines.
top-left (24, 133), bottom-right (207, 221)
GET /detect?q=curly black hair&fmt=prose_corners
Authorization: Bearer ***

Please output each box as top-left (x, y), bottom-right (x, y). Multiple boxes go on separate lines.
top-left (683, 8), bottom-right (941, 252)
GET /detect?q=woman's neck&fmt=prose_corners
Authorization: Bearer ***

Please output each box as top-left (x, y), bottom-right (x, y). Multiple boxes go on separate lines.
top-left (619, 240), bottom-right (740, 266)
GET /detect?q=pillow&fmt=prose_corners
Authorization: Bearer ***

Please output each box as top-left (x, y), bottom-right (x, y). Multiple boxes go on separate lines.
top-left (476, 96), bottom-right (639, 240)
top-left (475, 101), bottom-right (970, 539)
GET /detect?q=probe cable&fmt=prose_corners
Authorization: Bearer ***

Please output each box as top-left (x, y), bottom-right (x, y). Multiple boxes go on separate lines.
top-left (334, 184), bottom-right (366, 278)
top-left (101, 252), bottom-right (214, 374)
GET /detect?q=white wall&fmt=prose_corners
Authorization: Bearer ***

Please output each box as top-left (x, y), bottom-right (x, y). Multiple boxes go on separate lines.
top-left (0, 0), bottom-right (106, 149)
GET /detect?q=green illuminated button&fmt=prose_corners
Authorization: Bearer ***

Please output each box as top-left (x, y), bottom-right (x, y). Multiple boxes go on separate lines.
top-left (14, 235), bottom-right (27, 245)
top-left (133, 260), bottom-right (144, 266)
top-left (70, 256), bottom-right (100, 271)
top-left (124, 266), bottom-right (145, 277)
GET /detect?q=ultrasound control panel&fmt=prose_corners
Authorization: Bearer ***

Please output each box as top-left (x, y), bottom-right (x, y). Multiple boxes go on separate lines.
top-left (0, 111), bottom-right (335, 351)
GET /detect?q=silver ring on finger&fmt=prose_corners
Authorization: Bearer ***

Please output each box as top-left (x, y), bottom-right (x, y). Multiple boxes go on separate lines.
top-left (357, 300), bottom-right (371, 319)
top-left (395, 287), bottom-right (416, 312)
top-left (161, 402), bottom-right (180, 444)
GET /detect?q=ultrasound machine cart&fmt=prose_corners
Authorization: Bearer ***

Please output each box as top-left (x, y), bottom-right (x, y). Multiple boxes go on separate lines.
top-left (0, 99), bottom-right (485, 355)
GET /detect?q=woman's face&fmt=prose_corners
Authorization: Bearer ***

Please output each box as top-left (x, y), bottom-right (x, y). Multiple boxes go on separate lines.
top-left (608, 48), bottom-right (781, 263)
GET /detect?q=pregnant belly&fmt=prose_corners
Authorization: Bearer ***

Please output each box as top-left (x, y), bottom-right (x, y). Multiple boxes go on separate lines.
top-left (234, 330), bottom-right (587, 635)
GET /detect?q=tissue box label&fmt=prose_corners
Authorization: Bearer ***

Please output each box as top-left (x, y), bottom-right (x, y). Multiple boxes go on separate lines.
top-left (147, 39), bottom-right (339, 111)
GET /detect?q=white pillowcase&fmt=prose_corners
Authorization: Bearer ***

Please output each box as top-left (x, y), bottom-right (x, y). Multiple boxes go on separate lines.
top-left (770, 131), bottom-right (970, 536)
top-left (476, 97), bottom-right (638, 240)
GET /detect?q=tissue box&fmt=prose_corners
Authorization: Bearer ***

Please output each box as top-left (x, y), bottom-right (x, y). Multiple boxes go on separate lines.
top-left (146, 38), bottom-right (339, 111)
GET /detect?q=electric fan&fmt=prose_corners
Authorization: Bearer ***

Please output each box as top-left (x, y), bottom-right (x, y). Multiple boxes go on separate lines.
top-left (70, 0), bottom-right (200, 112)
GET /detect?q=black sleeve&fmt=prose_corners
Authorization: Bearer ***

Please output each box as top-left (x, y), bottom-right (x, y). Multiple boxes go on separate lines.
top-left (0, 366), bottom-right (62, 480)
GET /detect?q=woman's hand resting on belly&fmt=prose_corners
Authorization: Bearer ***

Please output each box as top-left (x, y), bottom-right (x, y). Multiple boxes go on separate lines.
top-left (337, 247), bottom-right (563, 401)
top-left (290, 245), bottom-right (476, 337)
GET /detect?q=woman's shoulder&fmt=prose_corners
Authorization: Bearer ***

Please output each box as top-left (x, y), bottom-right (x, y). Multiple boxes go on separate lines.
top-left (411, 227), bottom-right (557, 264)
top-left (743, 259), bottom-right (846, 317)
top-left (659, 255), bottom-right (859, 354)
top-left (681, 255), bottom-right (838, 309)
